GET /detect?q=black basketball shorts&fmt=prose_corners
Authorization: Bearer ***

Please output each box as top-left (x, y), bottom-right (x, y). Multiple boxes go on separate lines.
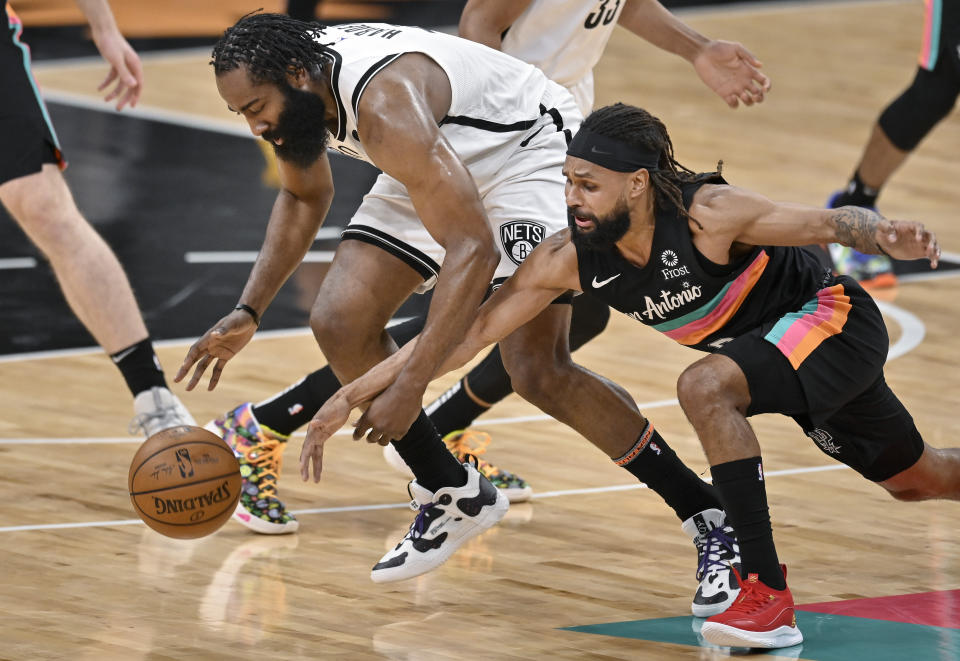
top-left (1, 3), bottom-right (66, 186)
top-left (719, 275), bottom-right (924, 482)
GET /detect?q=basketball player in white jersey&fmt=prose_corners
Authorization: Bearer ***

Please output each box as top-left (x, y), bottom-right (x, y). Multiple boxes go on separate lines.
top-left (179, 14), bottom-right (738, 598)
top-left (385, 0), bottom-right (771, 488)
top-left (463, 0), bottom-right (769, 116)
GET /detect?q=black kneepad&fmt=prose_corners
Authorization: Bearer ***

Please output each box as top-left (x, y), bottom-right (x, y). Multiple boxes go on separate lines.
top-left (879, 65), bottom-right (960, 151)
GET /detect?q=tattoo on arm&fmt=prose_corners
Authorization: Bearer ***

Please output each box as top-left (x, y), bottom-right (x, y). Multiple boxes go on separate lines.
top-left (831, 206), bottom-right (882, 254)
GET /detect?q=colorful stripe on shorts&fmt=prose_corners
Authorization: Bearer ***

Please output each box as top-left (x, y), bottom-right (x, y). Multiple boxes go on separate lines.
top-left (613, 421), bottom-right (655, 466)
top-left (919, 0), bottom-right (943, 71)
top-left (764, 283), bottom-right (851, 370)
top-left (654, 250), bottom-right (769, 346)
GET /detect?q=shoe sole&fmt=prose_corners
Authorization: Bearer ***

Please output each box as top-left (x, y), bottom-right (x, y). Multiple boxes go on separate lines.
top-left (232, 501), bottom-right (299, 535)
top-left (370, 490), bottom-right (510, 583)
top-left (700, 621), bottom-right (803, 648)
top-left (383, 442), bottom-right (534, 503)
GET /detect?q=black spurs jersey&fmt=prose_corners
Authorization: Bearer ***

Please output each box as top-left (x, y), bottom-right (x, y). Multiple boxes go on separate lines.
top-left (574, 175), bottom-right (830, 352)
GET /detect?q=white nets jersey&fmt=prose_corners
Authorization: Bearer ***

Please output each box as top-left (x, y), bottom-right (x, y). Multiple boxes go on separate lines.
top-left (501, 0), bottom-right (625, 113)
top-left (313, 23), bottom-right (581, 292)
top-left (316, 22), bottom-right (575, 185)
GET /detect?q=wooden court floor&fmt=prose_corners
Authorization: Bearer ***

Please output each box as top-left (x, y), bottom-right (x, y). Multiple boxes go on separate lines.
top-left (3, 1), bottom-right (959, 659)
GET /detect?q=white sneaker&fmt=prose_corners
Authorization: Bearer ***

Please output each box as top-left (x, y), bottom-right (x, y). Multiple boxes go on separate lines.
top-left (371, 461), bottom-right (509, 583)
top-left (682, 508), bottom-right (741, 617)
top-left (130, 386), bottom-right (197, 438)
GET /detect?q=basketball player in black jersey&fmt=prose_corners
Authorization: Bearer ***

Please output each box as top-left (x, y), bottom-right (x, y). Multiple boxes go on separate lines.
top-left (304, 104), bottom-right (954, 649)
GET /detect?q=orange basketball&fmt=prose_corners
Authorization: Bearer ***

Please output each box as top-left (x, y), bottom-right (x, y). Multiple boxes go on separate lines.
top-left (128, 425), bottom-right (241, 539)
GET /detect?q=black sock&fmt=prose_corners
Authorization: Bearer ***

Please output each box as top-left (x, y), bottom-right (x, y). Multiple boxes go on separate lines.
top-left (426, 377), bottom-right (490, 436)
top-left (616, 422), bottom-right (723, 522)
top-left (710, 457), bottom-right (785, 590)
top-left (831, 171), bottom-right (879, 209)
top-left (253, 367), bottom-right (340, 436)
top-left (111, 338), bottom-right (167, 397)
top-left (391, 410), bottom-right (466, 492)
top-left (426, 346), bottom-right (512, 435)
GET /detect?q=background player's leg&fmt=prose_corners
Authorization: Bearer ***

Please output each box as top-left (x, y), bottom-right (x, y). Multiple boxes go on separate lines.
top-left (0, 164), bottom-right (193, 436)
top-left (0, 165), bottom-right (149, 353)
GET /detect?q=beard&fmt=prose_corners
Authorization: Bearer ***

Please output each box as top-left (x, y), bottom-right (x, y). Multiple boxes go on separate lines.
top-left (262, 83), bottom-right (330, 168)
top-left (567, 197), bottom-right (632, 251)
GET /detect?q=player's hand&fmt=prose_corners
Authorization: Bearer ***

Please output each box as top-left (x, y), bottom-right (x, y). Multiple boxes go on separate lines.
top-left (351, 382), bottom-right (424, 446)
top-left (876, 220), bottom-right (941, 268)
top-left (90, 30), bottom-right (143, 110)
top-left (174, 311), bottom-right (258, 391)
top-left (299, 396), bottom-right (352, 482)
top-left (693, 40), bottom-right (770, 109)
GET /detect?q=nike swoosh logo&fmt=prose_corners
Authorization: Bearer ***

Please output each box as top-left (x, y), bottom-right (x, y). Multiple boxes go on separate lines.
top-left (111, 346), bottom-right (138, 363)
top-left (590, 145), bottom-right (612, 155)
top-left (592, 274), bottom-right (621, 288)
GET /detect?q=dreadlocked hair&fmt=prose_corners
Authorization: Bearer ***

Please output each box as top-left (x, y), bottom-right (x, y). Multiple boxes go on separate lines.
top-left (211, 11), bottom-right (330, 85)
top-left (581, 103), bottom-right (720, 229)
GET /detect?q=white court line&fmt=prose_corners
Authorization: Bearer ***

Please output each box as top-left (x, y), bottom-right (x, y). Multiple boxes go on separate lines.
top-left (0, 398), bottom-right (681, 446)
top-left (877, 301), bottom-right (924, 361)
top-left (0, 257), bottom-right (37, 269)
top-left (0, 463), bottom-right (851, 534)
top-left (185, 250), bottom-right (336, 264)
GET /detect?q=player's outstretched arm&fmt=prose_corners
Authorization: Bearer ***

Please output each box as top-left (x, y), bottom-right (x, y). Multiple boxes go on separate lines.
top-left (74, 0), bottom-right (143, 109)
top-left (691, 184), bottom-right (941, 268)
top-left (299, 232), bottom-right (580, 482)
top-left (618, 0), bottom-right (770, 108)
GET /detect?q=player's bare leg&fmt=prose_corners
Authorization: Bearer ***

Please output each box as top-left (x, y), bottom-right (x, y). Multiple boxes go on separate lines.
top-left (880, 443), bottom-right (960, 501)
top-left (0, 164), bottom-right (148, 353)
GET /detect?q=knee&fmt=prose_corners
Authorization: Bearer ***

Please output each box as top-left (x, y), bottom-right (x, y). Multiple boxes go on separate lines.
top-left (309, 298), bottom-right (353, 352)
top-left (506, 354), bottom-right (572, 406)
top-left (676, 360), bottom-right (746, 420)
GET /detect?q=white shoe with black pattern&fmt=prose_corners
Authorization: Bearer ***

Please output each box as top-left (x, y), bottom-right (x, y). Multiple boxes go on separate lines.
top-left (371, 461), bottom-right (509, 583)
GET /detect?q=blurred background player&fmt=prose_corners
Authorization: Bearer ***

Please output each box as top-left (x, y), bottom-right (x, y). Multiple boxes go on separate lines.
top-left (0, 0), bottom-right (194, 436)
top-left (828, 0), bottom-right (959, 288)
top-left (204, 0), bottom-right (769, 533)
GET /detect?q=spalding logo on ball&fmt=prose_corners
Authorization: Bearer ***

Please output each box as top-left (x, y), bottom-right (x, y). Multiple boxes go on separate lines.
top-left (128, 426), bottom-right (241, 539)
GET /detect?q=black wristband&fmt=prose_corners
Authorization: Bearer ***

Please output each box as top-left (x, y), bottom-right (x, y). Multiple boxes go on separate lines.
top-left (234, 303), bottom-right (261, 327)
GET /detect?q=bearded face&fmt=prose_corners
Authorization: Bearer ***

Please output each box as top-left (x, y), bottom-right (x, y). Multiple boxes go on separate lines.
top-left (567, 195), bottom-right (632, 251)
top-left (262, 82), bottom-right (330, 167)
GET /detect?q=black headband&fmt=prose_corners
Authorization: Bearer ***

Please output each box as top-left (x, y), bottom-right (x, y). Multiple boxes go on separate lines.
top-left (567, 128), bottom-right (660, 172)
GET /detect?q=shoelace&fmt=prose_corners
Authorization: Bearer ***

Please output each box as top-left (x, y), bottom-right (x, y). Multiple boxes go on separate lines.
top-left (408, 500), bottom-right (439, 538)
top-left (236, 438), bottom-right (284, 499)
top-left (448, 431), bottom-right (512, 477)
top-left (696, 525), bottom-right (737, 580)
top-left (447, 430), bottom-right (492, 458)
top-left (726, 575), bottom-right (773, 615)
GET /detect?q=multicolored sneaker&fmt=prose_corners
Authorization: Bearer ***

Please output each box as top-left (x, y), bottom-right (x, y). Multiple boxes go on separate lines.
top-left (205, 403), bottom-right (298, 535)
top-left (382, 429), bottom-right (533, 503)
top-left (371, 461), bottom-right (509, 583)
top-left (700, 564), bottom-right (803, 649)
top-left (826, 192), bottom-right (897, 289)
top-left (130, 387), bottom-right (196, 438)
top-left (682, 508), bottom-right (741, 617)
top-left (828, 244), bottom-right (897, 288)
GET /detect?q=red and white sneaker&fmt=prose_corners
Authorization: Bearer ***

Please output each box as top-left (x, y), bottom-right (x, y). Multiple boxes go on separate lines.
top-left (700, 564), bottom-right (803, 649)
